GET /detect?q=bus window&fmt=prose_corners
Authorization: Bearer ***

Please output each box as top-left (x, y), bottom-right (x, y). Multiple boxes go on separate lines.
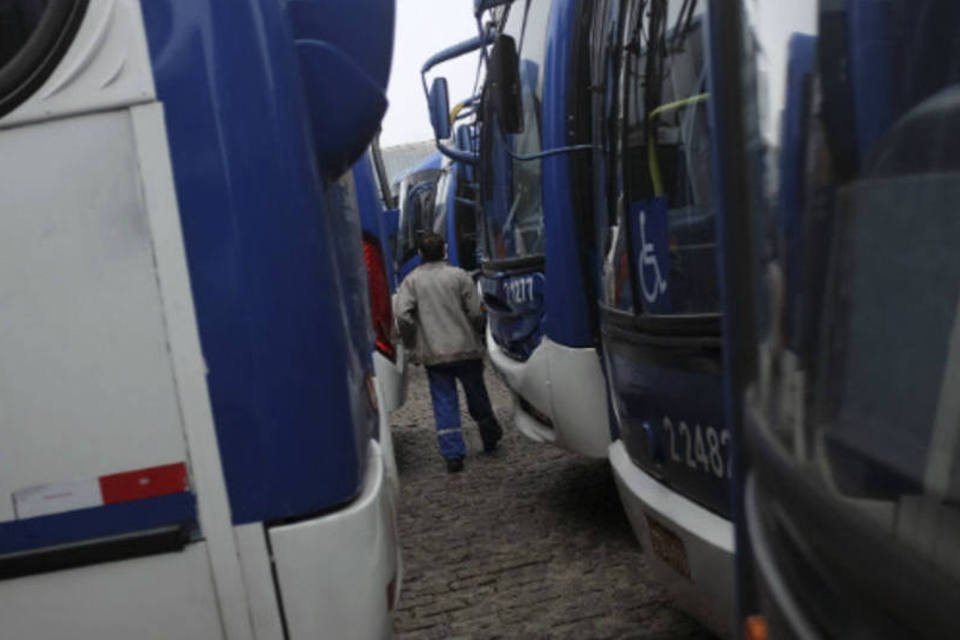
top-left (0, 0), bottom-right (86, 117)
top-left (618, 1), bottom-right (716, 317)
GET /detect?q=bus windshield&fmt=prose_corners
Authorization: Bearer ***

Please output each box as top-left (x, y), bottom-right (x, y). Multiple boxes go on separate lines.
top-left (395, 168), bottom-right (440, 266)
top-left (480, 0), bottom-right (550, 263)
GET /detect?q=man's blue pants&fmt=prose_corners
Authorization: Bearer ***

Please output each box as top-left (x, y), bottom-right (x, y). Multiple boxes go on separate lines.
top-left (425, 359), bottom-right (497, 460)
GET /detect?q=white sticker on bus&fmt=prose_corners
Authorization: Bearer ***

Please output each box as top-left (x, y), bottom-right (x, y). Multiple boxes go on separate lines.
top-left (13, 479), bottom-right (103, 520)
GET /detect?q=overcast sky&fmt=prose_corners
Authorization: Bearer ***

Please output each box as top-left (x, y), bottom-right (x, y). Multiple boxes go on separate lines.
top-left (382, 1), bottom-right (481, 147)
top-left (746, 1), bottom-right (817, 142)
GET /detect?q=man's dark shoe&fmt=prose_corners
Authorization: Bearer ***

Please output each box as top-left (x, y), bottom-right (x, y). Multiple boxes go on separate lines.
top-left (482, 436), bottom-right (501, 453)
top-left (446, 457), bottom-right (464, 473)
top-left (480, 418), bottom-right (503, 453)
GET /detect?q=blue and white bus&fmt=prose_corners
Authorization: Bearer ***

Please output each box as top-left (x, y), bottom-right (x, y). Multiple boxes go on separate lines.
top-left (468, 0), bottom-right (611, 459)
top-left (426, 3), bottom-right (735, 631)
top-left (0, 1), bottom-right (400, 637)
top-left (593, 1), bottom-right (734, 634)
top-left (715, 1), bottom-right (960, 637)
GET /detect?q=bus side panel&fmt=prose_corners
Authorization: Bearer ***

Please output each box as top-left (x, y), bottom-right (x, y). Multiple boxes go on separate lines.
top-left (142, 0), bottom-right (368, 524)
top-left (0, 110), bottom-right (192, 523)
top-left (0, 543), bottom-right (223, 640)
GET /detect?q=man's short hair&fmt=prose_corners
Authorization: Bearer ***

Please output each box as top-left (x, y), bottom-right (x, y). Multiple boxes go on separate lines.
top-left (419, 232), bottom-right (445, 262)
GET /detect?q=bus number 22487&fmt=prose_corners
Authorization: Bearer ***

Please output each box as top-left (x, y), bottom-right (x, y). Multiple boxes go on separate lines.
top-left (662, 418), bottom-right (731, 479)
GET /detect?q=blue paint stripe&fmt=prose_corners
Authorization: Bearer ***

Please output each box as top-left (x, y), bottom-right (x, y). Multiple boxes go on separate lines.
top-left (543, 0), bottom-right (594, 348)
top-left (0, 493), bottom-right (197, 556)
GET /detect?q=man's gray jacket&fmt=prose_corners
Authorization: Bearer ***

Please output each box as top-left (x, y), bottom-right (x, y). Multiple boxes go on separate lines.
top-left (394, 262), bottom-right (485, 366)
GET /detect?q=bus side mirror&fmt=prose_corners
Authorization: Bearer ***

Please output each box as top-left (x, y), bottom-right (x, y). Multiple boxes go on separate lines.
top-left (488, 34), bottom-right (523, 135)
top-left (429, 77), bottom-right (452, 141)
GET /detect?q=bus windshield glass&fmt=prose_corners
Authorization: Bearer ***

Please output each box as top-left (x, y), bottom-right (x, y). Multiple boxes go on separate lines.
top-left (396, 168), bottom-right (440, 266)
top-left (481, 0), bottom-right (550, 263)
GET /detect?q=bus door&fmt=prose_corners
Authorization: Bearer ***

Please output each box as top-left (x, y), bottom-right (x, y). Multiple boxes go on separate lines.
top-left (601, 0), bottom-right (727, 517)
top-left (598, 0), bottom-right (734, 632)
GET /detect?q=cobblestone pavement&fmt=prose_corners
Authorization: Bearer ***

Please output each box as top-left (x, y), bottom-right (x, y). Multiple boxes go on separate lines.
top-left (390, 364), bottom-right (716, 639)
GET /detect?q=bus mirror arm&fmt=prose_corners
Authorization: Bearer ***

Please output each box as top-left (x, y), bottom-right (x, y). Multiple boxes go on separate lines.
top-left (497, 121), bottom-right (596, 162)
top-left (421, 32), bottom-right (494, 164)
top-left (421, 31), bottom-right (494, 77)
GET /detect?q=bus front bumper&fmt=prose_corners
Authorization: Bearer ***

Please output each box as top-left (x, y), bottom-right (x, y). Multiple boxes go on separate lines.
top-left (609, 440), bottom-right (735, 638)
top-left (486, 329), bottom-right (610, 458)
top-left (268, 440), bottom-right (401, 639)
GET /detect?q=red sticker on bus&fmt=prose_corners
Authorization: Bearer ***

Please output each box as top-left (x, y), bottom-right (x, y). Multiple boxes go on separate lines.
top-left (98, 463), bottom-right (189, 505)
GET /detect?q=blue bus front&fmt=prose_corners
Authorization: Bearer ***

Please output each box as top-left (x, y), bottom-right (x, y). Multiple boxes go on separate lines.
top-left (476, 0), bottom-right (610, 458)
top-left (596, 1), bottom-right (734, 634)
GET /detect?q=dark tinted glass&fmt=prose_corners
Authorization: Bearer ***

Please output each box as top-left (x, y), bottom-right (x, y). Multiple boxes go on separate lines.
top-left (0, 1), bottom-right (48, 69)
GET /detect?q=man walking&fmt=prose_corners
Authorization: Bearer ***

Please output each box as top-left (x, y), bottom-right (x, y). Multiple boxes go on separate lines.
top-left (395, 233), bottom-right (502, 472)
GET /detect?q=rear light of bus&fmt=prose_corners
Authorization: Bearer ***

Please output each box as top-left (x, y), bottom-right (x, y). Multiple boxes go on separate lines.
top-left (362, 235), bottom-right (396, 361)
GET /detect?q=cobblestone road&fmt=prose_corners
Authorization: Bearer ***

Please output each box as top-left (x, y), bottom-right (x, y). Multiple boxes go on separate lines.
top-left (390, 364), bottom-right (716, 639)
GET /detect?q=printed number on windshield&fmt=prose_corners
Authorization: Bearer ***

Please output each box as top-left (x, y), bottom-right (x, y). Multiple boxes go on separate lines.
top-left (662, 417), bottom-right (731, 479)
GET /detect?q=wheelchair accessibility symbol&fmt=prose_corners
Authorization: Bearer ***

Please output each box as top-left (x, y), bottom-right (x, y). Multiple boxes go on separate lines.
top-left (639, 210), bottom-right (668, 304)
